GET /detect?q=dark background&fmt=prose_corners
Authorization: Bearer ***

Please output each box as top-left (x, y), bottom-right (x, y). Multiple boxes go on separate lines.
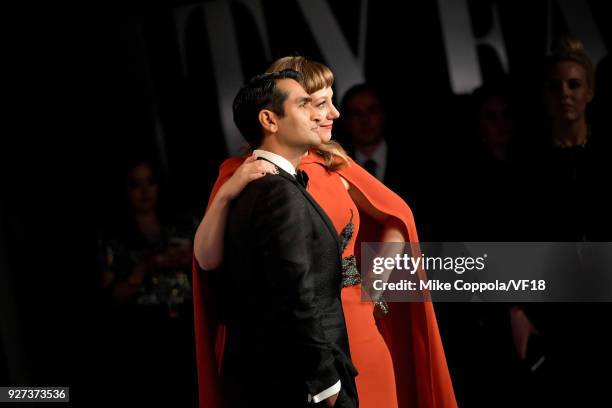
top-left (2, 0), bottom-right (610, 406)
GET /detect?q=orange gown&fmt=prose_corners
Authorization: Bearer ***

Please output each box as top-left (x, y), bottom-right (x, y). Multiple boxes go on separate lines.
top-left (193, 151), bottom-right (457, 408)
top-left (300, 152), bottom-right (398, 407)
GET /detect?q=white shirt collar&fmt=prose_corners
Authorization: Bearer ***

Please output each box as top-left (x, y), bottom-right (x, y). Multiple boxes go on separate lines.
top-left (253, 149), bottom-right (296, 175)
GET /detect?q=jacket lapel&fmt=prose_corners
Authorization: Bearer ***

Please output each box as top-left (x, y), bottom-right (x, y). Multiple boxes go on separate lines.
top-left (269, 164), bottom-right (341, 257)
top-left (296, 183), bottom-right (342, 257)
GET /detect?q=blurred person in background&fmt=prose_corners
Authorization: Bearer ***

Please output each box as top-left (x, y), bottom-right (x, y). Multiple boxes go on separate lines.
top-left (98, 158), bottom-right (197, 406)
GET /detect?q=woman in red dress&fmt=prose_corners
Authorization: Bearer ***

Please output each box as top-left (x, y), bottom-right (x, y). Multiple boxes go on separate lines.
top-left (193, 57), bottom-right (456, 408)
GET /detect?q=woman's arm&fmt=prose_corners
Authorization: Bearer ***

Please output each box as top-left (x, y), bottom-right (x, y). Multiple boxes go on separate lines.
top-left (345, 176), bottom-right (408, 310)
top-left (101, 253), bottom-right (160, 304)
top-left (345, 178), bottom-right (407, 242)
top-left (380, 216), bottom-right (406, 242)
top-left (194, 191), bottom-right (231, 271)
top-left (108, 259), bottom-right (154, 303)
top-left (194, 155), bottom-right (277, 270)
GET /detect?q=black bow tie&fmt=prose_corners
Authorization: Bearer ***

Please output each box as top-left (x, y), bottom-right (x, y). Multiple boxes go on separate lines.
top-left (295, 169), bottom-right (309, 189)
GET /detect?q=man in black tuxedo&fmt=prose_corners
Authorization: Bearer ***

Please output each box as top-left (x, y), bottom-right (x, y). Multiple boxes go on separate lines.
top-left (338, 84), bottom-right (434, 239)
top-left (339, 84), bottom-right (409, 198)
top-left (219, 70), bottom-right (358, 407)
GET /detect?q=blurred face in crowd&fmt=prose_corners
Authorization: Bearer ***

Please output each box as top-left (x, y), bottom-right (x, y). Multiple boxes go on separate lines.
top-left (479, 95), bottom-right (513, 151)
top-left (544, 61), bottom-right (593, 124)
top-left (310, 86), bottom-right (340, 143)
top-left (127, 163), bottom-right (159, 214)
top-left (344, 90), bottom-right (385, 147)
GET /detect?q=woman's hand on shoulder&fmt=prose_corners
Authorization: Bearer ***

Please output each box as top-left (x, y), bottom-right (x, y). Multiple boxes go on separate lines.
top-left (218, 154), bottom-right (278, 201)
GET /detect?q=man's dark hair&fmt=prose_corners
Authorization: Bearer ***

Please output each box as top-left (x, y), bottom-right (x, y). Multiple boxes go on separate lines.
top-left (233, 69), bottom-right (304, 148)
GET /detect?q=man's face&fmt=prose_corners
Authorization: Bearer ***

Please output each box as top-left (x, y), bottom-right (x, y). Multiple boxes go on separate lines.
top-left (479, 95), bottom-right (512, 150)
top-left (543, 61), bottom-right (593, 123)
top-left (275, 79), bottom-right (322, 148)
top-left (344, 91), bottom-right (385, 147)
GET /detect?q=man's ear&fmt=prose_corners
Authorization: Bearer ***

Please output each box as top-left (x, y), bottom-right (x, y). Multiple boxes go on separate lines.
top-left (259, 109), bottom-right (278, 133)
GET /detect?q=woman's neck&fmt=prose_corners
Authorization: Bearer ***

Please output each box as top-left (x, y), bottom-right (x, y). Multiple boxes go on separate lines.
top-left (134, 211), bottom-right (160, 237)
top-left (488, 144), bottom-right (508, 163)
top-left (551, 120), bottom-right (588, 147)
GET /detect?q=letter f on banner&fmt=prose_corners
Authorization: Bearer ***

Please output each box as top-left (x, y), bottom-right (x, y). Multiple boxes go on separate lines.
top-left (437, 0), bottom-right (509, 94)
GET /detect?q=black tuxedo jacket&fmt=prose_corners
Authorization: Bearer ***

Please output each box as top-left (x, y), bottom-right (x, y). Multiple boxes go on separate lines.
top-left (219, 166), bottom-right (358, 408)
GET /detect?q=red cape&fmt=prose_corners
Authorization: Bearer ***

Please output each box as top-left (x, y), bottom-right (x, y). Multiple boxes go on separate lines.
top-left (193, 155), bottom-right (456, 407)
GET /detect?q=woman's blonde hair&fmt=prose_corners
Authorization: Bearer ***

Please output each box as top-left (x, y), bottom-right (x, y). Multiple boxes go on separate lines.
top-left (265, 56), bottom-right (350, 171)
top-left (545, 35), bottom-right (595, 90)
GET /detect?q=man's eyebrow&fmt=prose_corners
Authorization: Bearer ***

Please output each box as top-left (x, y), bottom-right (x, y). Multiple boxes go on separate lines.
top-left (296, 96), bottom-right (312, 104)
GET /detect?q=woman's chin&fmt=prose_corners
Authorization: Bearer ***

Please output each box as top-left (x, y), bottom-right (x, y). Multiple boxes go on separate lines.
top-left (319, 131), bottom-right (332, 143)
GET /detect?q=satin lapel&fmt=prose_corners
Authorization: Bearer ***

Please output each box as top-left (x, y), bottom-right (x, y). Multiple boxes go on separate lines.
top-left (295, 185), bottom-right (342, 257)
top-left (271, 165), bottom-right (342, 257)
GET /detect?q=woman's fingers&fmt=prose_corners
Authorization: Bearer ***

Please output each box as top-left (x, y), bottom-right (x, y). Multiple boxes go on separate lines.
top-left (235, 155), bottom-right (278, 185)
top-left (259, 161), bottom-right (278, 174)
top-left (249, 171), bottom-right (267, 180)
top-left (247, 159), bottom-right (277, 176)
